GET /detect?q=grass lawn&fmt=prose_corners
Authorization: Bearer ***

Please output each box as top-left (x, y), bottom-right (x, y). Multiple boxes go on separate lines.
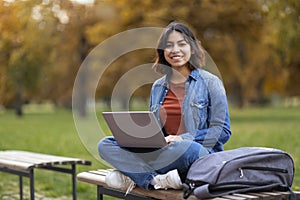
top-left (225, 106), bottom-right (300, 191)
top-left (0, 109), bottom-right (104, 199)
top-left (0, 106), bottom-right (299, 199)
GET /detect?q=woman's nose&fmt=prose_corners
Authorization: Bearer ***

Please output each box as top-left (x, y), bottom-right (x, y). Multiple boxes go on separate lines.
top-left (171, 45), bottom-right (180, 53)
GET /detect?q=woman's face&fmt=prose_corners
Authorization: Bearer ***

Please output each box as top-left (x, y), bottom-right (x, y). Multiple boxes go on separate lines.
top-left (164, 31), bottom-right (192, 69)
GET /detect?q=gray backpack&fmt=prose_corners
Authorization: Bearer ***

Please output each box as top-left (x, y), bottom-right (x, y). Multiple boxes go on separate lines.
top-left (183, 147), bottom-right (295, 199)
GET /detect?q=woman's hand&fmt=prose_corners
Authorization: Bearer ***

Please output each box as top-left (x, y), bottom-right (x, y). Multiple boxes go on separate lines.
top-left (165, 135), bottom-right (183, 143)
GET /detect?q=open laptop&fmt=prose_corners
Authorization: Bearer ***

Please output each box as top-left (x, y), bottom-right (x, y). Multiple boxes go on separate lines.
top-left (102, 111), bottom-right (167, 148)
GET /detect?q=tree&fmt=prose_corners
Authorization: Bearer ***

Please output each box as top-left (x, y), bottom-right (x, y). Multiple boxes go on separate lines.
top-left (1, 0), bottom-right (299, 111)
top-left (92, 0), bottom-right (267, 107)
top-left (0, 1), bottom-right (51, 115)
top-left (261, 0), bottom-right (300, 96)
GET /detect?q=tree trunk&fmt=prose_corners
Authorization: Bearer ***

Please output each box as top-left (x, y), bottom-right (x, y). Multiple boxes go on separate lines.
top-left (233, 34), bottom-right (247, 108)
top-left (256, 77), bottom-right (266, 106)
top-left (76, 35), bottom-right (89, 117)
top-left (15, 86), bottom-right (23, 117)
top-left (235, 83), bottom-right (244, 108)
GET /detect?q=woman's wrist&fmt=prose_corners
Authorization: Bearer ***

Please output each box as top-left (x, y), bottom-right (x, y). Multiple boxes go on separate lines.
top-left (165, 135), bottom-right (183, 143)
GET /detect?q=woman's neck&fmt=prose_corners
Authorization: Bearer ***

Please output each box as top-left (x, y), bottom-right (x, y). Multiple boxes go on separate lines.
top-left (169, 66), bottom-right (191, 84)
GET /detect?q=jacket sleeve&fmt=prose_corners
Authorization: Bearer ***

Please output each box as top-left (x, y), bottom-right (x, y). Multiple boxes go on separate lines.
top-left (180, 77), bottom-right (231, 152)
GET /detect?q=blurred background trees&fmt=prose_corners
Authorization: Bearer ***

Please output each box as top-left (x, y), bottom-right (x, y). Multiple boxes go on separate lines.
top-left (0, 0), bottom-right (299, 115)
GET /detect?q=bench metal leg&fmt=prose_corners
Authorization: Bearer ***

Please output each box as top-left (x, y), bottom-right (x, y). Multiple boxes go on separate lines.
top-left (29, 169), bottom-right (35, 200)
top-left (1, 164), bottom-right (81, 200)
top-left (19, 176), bottom-right (23, 200)
top-left (18, 169), bottom-right (34, 200)
top-left (0, 167), bottom-right (33, 200)
top-left (97, 185), bottom-right (103, 200)
top-left (71, 164), bottom-right (77, 200)
top-left (41, 164), bottom-right (78, 200)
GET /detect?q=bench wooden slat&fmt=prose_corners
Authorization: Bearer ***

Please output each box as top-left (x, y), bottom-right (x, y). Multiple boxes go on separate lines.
top-left (77, 171), bottom-right (106, 185)
top-left (0, 158), bottom-right (33, 171)
top-left (0, 150), bottom-right (91, 168)
top-left (77, 170), bottom-right (199, 200)
top-left (0, 150), bottom-right (89, 163)
top-left (127, 187), bottom-right (199, 200)
top-left (248, 192), bottom-right (271, 200)
top-left (77, 170), bottom-right (299, 200)
top-left (222, 195), bottom-right (247, 200)
top-left (0, 150), bottom-right (92, 200)
top-left (261, 192), bottom-right (282, 200)
top-left (0, 153), bottom-right (59, 166)
top-left (277, 191), bottom-right (291, 199)
top-left (77, 170), bottom-right (243, 200)
top-left (277, 191), bottom-right (300, 199)
top-left (232, 193), bottom-right (259, 200)
top-left (77, 171), bottom-right (199, 200)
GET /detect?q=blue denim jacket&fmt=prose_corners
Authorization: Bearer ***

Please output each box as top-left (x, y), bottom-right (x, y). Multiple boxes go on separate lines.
top-left (149, 68), bottom-right (231, 153)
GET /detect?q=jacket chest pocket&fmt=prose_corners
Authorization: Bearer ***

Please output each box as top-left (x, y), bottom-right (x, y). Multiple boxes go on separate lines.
top-left (190, 100), bottom-right (209, 124)
top-left (150, 104), bottom-right (160, 112)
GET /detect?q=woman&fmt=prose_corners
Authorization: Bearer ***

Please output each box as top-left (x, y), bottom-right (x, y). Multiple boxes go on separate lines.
top-left (98, 21), bottom-right (231, 193)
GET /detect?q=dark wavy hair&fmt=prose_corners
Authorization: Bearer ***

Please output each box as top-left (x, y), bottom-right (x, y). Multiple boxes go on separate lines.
top-left (153, 22), bottom-right (205, 74)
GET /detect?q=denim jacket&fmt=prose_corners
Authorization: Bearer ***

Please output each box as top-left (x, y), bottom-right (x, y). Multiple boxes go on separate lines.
top-left (149, 68), bottom-right (231, 153)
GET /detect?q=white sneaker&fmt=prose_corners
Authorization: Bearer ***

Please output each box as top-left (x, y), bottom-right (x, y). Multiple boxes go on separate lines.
top-left (153, 169), bottom-right (183, 190)
top-left (105, 170), bottom-right (136, 195)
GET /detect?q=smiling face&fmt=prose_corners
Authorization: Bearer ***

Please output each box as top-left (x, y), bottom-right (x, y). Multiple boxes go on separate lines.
top-left (153, 22), bottom-right (205, 75)
top-left (164, 31), bottom-right (192, 71)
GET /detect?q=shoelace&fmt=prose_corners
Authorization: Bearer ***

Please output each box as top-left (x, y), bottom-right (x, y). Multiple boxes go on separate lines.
top-left (125, 181), bottom-right (136, 196)
top-left (154, 175), bottom-right (169, 190)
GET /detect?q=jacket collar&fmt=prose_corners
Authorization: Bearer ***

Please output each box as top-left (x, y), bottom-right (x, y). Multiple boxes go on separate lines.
top-left (161, 68), bottom-right (200, 87)
top-left (188, 69), bottom-right (200, 81)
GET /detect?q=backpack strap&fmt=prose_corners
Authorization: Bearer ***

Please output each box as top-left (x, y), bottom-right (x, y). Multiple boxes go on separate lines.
top-left (191, 183), bottom-right (292, 199)
top-left (288, 186), bottom-right (296, 200)
top-left (182, 183), bottom-right (195, 199)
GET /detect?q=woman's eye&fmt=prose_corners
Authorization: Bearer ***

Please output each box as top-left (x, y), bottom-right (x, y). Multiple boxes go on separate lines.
top-left (165, 44), bottom-right (173, 48)
top-left (178, 42), bottom-right (187, 47)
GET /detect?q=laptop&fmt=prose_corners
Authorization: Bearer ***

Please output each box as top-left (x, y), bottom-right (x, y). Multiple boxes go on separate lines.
top-left (102, 111), bottom-right (167, 148)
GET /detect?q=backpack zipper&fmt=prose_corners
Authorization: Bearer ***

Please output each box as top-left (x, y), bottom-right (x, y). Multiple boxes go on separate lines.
top-left (216, 151), bottom-right (291, 182)
top-left (238, 166), bottom-right (288, 178)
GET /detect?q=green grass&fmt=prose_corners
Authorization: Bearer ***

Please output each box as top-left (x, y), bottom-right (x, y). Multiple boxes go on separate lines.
top-left (225, 106), bottom-right (300, 191)
top-left (0, 106), bottom-right (299, 199)
top-left (0, 109), bottom-right (104, 199)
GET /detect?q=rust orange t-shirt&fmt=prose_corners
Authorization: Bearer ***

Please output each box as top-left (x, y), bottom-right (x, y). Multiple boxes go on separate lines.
top-left (160, 81), bottom-right (186, 135)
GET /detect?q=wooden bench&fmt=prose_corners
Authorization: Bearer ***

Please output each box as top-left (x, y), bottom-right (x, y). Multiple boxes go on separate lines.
top-left (0, 150), bottom-right (91, 200)
top-left (77, 169), bottom-right (300, 200)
